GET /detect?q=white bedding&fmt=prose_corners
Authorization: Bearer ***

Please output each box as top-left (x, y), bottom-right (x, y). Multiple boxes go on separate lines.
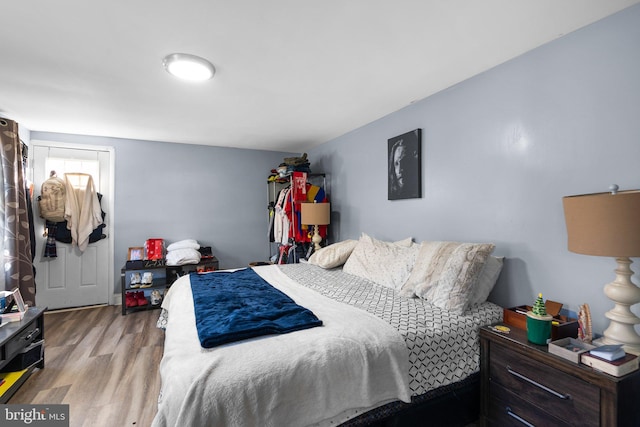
top-left (152, 265), bottom-right (411, 427)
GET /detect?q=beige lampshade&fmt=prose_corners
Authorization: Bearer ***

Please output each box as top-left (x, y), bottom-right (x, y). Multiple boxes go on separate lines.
top-left (301, 202), bottom-right (331, 226)
top-left (563, 190), bottom-right (640, 257)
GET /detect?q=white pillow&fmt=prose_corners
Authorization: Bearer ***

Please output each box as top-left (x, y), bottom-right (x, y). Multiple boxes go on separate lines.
top-left (399, 241), bottom-right (495, 314)
top-left (167, 239), bottom-right (200, 251)
top-left (469, 256), bottom-right (504, 306)
top-left (308, 240), bottom-right (358, 269)
top-left (343, 233), bottom-right (418, 290)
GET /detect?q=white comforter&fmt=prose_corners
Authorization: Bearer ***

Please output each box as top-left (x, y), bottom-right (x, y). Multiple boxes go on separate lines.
top-left (152, 265), bottom-right (411, 427)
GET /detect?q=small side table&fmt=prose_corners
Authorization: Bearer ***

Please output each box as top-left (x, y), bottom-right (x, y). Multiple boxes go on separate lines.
top-left (0, 306), bottom-right (46, 403)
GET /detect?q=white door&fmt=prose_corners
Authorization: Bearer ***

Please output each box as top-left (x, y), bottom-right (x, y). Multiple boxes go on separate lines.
top-left (31, 142), bottom-right (114, 310)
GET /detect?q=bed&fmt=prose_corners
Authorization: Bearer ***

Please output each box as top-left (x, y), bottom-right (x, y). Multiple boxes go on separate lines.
top-left (152, 235), bottom-right (504, 427)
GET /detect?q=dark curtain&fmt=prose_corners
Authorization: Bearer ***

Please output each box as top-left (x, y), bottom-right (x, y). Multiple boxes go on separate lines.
top-left (0, 117), bottom-right (36, 305)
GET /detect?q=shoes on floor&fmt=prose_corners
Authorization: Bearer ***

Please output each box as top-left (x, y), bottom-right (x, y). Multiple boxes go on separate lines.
top-left (140, 272), bottom-right (153, 288)
top-left (125, 292), bottom-right (138, 307)
top-left (150, 290), bottom-right (162, 306)
top-left (136, 291), bottom-right (148, 306)
top-left (130, 272), bottom-right (141, 288)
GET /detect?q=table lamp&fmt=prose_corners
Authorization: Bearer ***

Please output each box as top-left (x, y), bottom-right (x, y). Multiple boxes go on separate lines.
top-left (300, 202), bottom-right (330, 252)
top-left (563, 186), bottom-right (640, 353)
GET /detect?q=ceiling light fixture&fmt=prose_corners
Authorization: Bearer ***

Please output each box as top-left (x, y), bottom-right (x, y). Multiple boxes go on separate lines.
top-left (163, 53), bottom-right (215, 82)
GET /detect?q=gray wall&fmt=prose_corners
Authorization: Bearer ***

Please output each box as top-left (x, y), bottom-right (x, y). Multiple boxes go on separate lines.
top-left (30, 131), bottom-right (294, 292)
top-left (309, 5), bottom-right (640, 337)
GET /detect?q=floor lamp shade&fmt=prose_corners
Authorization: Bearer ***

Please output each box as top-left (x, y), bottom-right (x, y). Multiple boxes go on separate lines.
top-left (563, 189), bottom-right (640, 353)
top-left (301, 202), bottom-right (330, 251)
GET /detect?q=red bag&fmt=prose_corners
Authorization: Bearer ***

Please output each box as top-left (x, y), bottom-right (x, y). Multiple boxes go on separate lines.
top-left (145, 239), bottom-right (165, 260)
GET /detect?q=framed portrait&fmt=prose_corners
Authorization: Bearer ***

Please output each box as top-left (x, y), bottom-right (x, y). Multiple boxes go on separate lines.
top-left (128, 247), bottom-right (144, 261)
top-left (1, 288), bottom-right (26, 313)
top-left (11, 288), bottom-right (26, 312)
top-left (388, 129), bottom-right (422, 200)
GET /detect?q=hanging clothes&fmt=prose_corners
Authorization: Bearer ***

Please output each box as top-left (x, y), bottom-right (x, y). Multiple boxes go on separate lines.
top-left (284, 173), bottom-right (328, 243)
top-left (55, 194), bottom-right (106, 243)
top-left (43, 222), bottom-right (58, 258)
top-left (273, 187), bottom-right (291, 245)
top-left (64, 173), bottom-right (103, 251)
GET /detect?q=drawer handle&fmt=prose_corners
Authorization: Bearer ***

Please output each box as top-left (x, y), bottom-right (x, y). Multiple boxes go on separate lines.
top-left (506, 407), bottom-right (535, 427)
top-left (507, 366), bottom-right (571, 400)
top-left (24, 328), bottom-right (40, 341)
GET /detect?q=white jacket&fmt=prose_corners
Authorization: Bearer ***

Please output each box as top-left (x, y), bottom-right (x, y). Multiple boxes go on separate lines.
top-left (64, 173), bottom-right (103, 251)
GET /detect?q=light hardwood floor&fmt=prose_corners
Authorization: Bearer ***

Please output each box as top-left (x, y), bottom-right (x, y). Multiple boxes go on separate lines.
top-left (9, 305), bottom-right (164, 427)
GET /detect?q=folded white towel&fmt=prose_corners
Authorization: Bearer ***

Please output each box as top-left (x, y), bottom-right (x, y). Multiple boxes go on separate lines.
top-left (167, 239), bottom-right (200, 251)
top-left (166, 248), bottom-right (201, 266)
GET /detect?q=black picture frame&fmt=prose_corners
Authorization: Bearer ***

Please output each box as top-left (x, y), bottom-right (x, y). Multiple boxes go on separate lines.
top-left (388, 129), bottom-right (422, 200)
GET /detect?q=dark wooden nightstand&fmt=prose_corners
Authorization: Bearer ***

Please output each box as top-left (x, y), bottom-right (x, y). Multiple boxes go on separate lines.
top-left (480, 324), bottom-right (640, 426)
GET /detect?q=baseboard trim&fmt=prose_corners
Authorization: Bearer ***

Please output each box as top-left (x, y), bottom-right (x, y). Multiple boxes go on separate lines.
top-left (44, 304), bottom-right (109, 314)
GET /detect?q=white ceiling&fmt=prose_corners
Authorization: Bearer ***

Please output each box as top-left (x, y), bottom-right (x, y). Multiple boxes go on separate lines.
top-left (1, 1), bottom-right (638, 152)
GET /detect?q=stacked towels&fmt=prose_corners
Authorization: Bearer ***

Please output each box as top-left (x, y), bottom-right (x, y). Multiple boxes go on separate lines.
top-left (166, 239), bottom-right (201, 266)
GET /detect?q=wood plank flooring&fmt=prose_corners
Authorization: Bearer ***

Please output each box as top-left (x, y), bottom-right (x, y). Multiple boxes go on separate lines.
top-left (9, 305), bottom-right (164, 427)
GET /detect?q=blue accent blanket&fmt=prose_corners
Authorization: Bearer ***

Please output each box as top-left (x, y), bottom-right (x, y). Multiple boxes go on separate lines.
top-left (190, 269), bottom-right (323, 348)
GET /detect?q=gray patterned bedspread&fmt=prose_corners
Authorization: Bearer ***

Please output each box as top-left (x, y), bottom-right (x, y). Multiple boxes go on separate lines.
top-left (279, 263), bottom-right (503, 396)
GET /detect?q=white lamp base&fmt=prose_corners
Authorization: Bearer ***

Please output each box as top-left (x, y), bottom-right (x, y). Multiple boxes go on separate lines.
top-left (311, 225), bottom-right (323, 252)
top-left (600, 257), bottom-right (640, 355)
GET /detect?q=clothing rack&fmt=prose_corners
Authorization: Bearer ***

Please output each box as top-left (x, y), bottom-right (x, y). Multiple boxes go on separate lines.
top-left (268, 173), bottom-right (327, 263)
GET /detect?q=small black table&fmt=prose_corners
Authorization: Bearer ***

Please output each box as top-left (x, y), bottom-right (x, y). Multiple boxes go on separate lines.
top-left (0, 306), bottom-right (46, 403)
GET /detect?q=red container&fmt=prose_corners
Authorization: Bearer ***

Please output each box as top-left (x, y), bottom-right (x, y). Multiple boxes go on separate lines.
top-left (145, 239), bottom-right (164, 260)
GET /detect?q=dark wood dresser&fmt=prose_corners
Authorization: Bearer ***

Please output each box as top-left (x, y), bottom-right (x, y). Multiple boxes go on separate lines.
top-left (480, 324), bottom-right (640, 426)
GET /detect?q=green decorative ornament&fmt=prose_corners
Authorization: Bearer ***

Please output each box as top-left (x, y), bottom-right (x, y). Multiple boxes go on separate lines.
top-left (532, 293), bottom-right (547, 316)
top-left (526, 292), bottom-right (553, 345)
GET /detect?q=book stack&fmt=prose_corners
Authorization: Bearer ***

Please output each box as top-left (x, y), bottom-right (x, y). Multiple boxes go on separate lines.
top-left (581, 344), bottom-right (639, 377)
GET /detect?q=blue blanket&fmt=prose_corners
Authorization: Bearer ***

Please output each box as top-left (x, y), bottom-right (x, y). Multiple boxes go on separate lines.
top-left (190, 269), bottom-right (323, 348)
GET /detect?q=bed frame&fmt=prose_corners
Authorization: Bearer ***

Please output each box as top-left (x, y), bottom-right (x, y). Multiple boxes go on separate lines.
top-left (343, 373), bottom-right (479, 427)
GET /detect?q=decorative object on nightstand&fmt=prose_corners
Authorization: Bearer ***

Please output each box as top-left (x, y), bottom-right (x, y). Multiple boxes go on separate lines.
top-left (578, 303), bottom-right (593, 343)
top-left (563, 185), bottom-right (640, 353)
top-left (503, 300), bottom-right (579, 340)
top-left (300, 201), bottom-right (331, 252)
top-left (526, 293), bottom-right (553, 345)
top-left (548, 337), bottom-right (596, 363)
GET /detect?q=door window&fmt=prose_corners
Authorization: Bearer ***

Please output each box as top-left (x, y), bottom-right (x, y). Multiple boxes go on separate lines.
top-left (44, 158), bottom-right (100, 188)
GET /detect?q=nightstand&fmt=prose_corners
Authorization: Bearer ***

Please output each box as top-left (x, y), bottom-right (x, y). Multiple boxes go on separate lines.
top-left (480, 324), bottom-right (640, 426)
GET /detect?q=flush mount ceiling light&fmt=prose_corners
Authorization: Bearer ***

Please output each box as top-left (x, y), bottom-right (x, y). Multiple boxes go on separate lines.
top-left (163, 53), bottom-right (215, 82)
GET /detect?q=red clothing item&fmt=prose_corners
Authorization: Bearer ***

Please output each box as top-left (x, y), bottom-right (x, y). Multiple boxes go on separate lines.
top-left (284, 179), bottom-right (328, 243)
